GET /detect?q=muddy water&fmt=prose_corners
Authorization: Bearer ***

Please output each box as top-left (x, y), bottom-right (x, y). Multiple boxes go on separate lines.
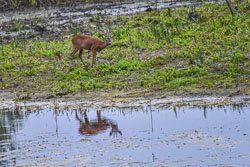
top-left (0, 104), bottom-right (249, 166)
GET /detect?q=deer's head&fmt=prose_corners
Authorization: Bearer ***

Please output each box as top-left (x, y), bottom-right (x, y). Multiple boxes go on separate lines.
top-left (102, 34), bottom-right (114, 46)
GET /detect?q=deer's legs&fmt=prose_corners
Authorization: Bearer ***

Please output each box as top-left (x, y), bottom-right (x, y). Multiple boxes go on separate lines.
top-left (78, 49), bottom-right (86, 65)
top-left (92, 50), bottom-right (96, 65)
top-left (70, 47), bottom-right (79, 65)
top-left (84, 112), bottom-right (90, 125)
top-left (97, 110), bottom-right (102, 124)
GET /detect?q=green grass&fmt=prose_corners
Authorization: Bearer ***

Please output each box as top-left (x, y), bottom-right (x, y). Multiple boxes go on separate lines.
top-left (0, 1), bottom-right (249, 94)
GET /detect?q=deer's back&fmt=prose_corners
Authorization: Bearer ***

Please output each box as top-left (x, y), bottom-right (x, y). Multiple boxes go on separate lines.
top-left (72, 34), bottom-right (103, 50)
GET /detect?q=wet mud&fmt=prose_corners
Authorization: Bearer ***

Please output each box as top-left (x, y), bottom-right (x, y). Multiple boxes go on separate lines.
top-left (0, 0), bottom-right (219, 41)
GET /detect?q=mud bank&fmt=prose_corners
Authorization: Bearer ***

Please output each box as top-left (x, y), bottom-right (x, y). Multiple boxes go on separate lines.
top-left (0, 0), bottom-right (139, 12)
top-left (0, 0), bottom-right (220, 40)
top-left (0, 88), bottom-right (249, 111)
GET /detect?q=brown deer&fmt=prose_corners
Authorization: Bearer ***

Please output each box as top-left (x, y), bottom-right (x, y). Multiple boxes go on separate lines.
top-left (70, 34), bottom-right (112, 66)
top-left (75, 110), bottom-right (122, 137)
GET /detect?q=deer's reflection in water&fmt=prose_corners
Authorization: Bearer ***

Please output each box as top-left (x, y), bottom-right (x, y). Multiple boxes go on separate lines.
top-left (75, 110), bottom-right (122, 137)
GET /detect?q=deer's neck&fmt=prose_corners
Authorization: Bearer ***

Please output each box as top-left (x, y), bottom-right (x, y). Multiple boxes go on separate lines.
top-left (99, 41), bottom-right (108, 49)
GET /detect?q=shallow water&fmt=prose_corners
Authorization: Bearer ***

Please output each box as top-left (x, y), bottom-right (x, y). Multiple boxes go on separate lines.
top-left (0, 103), bottom-right (249, 166)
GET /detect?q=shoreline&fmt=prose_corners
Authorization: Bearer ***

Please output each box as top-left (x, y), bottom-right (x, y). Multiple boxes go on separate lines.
top-left (1, 89), bottom-right (249, 110)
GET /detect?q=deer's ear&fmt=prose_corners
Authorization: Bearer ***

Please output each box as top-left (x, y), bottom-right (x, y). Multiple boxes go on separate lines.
top-left (102, 34), bottom-right (106, 40)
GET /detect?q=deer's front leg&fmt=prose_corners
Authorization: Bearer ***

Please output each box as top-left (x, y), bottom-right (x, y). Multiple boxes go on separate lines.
top-left (78, 49), bottom-right (86, 65)
top-left (92, 50), bottom-right (96, 65)
top-left (70, 47), bottom-right (79, 65)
